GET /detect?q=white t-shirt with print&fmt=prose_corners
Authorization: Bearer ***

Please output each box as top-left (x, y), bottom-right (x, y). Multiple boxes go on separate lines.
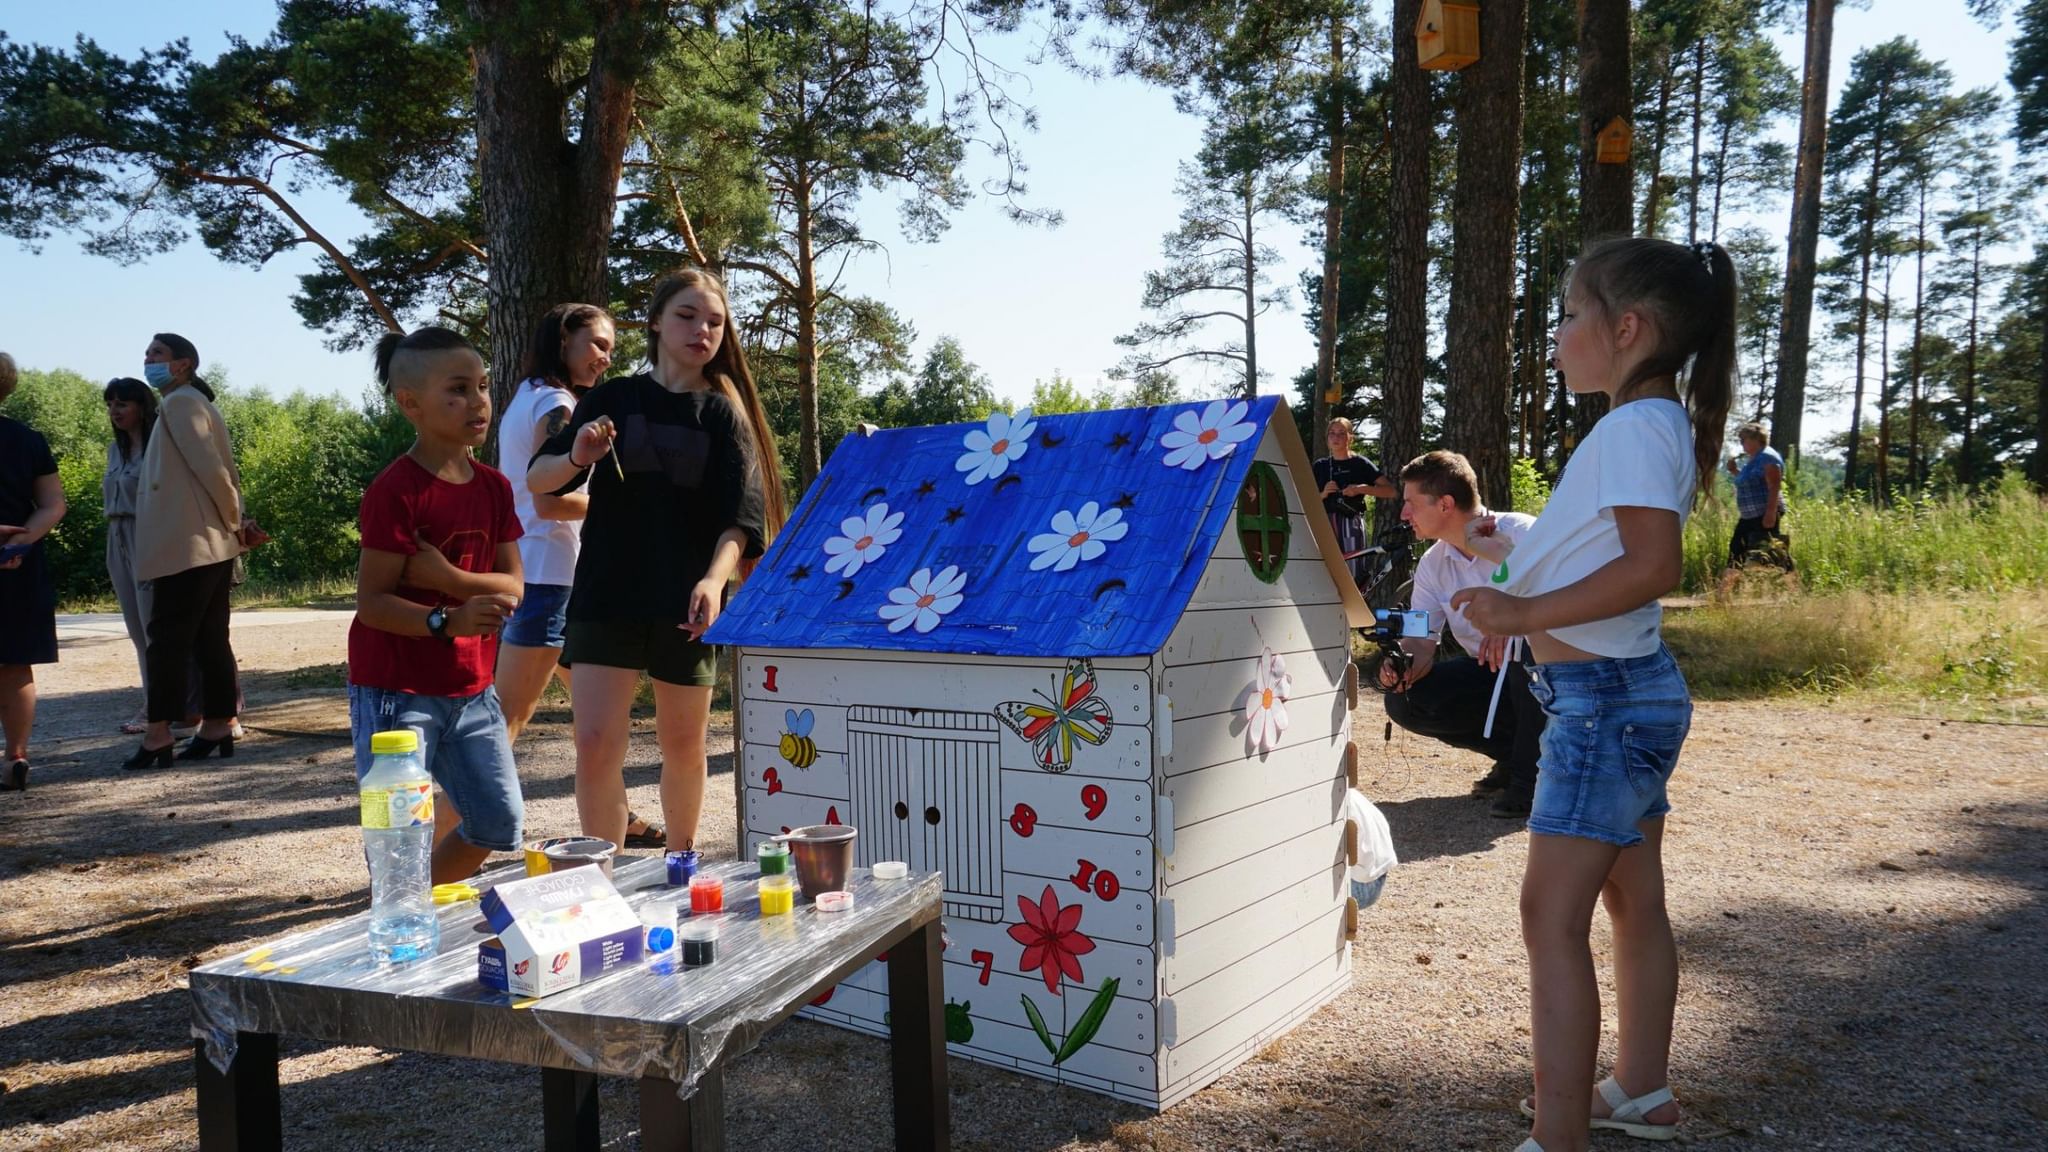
top-left (1505, 398), bottom-right (1696, 658)
top-left (1411, 510), bottom-right (1534, 655)
top-left (498, 378), bottom-right (582, 587)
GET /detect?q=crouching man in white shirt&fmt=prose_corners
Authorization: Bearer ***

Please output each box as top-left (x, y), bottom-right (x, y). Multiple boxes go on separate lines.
top-left (1378, 451), bottom-right (1545, 818)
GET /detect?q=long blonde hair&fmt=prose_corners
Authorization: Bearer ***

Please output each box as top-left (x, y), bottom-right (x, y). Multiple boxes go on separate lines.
top-left (645, 269), bottom-right (788, 547)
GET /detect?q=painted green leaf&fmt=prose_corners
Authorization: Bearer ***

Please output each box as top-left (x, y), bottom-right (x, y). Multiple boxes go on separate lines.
top-left (1020, 993), bottom-right (1056, 1057)
top-left (1052, 977), bottom-right (1121, 1065)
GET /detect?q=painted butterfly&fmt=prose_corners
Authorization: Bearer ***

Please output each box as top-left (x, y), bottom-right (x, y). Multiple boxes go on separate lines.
top-left (993, 657), bottom-right (1116, 774)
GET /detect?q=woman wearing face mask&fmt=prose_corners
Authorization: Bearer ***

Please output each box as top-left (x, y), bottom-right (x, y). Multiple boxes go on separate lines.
top-left (124, 334), bottom-right (259, 770)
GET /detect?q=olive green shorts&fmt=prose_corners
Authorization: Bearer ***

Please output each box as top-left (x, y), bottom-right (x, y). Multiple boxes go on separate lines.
top-left (562, 618), bottom-right (718, 687)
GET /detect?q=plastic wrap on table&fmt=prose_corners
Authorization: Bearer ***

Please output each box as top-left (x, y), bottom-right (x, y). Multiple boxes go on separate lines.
top-left (189, 858), bottom-right (942, 1098)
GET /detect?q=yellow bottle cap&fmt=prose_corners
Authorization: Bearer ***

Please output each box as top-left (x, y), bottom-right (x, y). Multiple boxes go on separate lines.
top-left (370, 730), bottom-right (419, 755)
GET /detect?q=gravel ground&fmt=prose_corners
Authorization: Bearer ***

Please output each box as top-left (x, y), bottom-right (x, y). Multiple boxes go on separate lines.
top-left (2, 608), bottom-right (2043, 1152)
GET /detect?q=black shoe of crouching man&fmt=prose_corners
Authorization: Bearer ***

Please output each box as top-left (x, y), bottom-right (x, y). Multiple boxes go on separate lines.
top-left (1471, 762), bottom-right (1512, 796)
top-left (1488, 788), bottom-right (1533, 820)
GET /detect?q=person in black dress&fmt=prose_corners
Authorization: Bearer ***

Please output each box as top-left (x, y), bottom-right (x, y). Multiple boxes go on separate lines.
top-left (1313, 416), bottom-right (1396, 586)
top-left (0, 352), bottom-right (71, 792)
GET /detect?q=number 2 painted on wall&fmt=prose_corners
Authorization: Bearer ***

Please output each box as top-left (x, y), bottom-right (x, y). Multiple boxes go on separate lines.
top-left (1069, 858), bottom-right (1121, 902)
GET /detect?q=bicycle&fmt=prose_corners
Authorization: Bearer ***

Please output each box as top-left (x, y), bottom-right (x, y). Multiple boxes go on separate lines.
top-left (1343, 518), bottom-right (1417, 614)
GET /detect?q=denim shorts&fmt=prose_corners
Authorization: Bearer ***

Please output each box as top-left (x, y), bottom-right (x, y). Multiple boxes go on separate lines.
top-left (348, 684), bottom-right (524, 851)
top-left (502, 582), bottom-right (571, 649)
top-left (1524, 645), bottom-right (1692, 847)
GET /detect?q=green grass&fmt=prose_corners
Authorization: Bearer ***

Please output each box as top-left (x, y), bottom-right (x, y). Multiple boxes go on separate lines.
top-left (1682, 470), bottom-right (2048, 595)
top-left (1665, 588), bottom-right (2048, 722)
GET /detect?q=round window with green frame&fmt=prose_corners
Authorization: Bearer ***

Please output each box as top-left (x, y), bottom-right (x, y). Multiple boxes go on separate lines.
top-left (1235, 462), bottom-right (1291, 583)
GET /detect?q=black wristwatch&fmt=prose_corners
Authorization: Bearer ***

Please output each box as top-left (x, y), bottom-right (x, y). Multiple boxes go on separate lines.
top-left (426, 605), bottom-right (451, 641)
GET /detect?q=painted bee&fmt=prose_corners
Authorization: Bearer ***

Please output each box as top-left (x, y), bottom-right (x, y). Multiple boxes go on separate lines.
top-left (778, 708), bottom-right (818, 769)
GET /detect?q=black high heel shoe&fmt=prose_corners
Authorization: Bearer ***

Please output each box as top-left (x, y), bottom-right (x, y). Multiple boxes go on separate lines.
top-left (122, 742), bottom-right (176, 771)
top-left (179, 733), bottom-right (236, 761)
top-left (2, 759), bottom-right (26, 791)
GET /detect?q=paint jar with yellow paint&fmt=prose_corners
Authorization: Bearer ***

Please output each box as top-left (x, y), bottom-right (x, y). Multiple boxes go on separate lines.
top-left (758, 874), bottom-right (796, 916)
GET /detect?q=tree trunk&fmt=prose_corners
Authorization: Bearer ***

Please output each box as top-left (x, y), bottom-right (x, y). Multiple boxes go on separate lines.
top-left (1574, 0), bottom-right (1631, 448)
top-left (1687, 36), bottom-right (1706, 245)
top-left (794, 170), bottom-right (822, 486)
top-left (1909, 180), bottom-right (1928, 490)
top-left (1241, 174), bottom-right (1259, 400)
top-left (1771, 0), bottom-right (1837, 466)
top-left (1875, 257), bottom-right (1893, 498)
top-left (2035, 303), bottom-right (2048, 491)
top-left (469, 0), bottom-right (647, 443)
top-left (1709, 108), bottom-right (1734, 240)
top-left (1642, 47), bottom-right (1674, 236)
top-left (1843, 71), bottom-right (1890, 495)
top-left (1962, 236), bottom-right (1982, 486)
top-left (1313, 14), bottom-right (1344, 447)
top-left (1445, 0), bottom-right (1528, 510)
top-left (1381, 0), bottom-right (1431, 490)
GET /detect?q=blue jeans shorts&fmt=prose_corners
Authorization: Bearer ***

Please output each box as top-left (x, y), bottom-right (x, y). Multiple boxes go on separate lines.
top-left (502, 582), bottom-right (571, 649)
top-left (1524, 645), bottom-right (1692, 848)
top-left (348, 684), bottom-right (524, 851)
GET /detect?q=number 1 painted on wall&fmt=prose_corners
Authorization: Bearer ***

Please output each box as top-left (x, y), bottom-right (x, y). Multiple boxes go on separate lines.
top-left (762, 665), bottom-right (779, 692)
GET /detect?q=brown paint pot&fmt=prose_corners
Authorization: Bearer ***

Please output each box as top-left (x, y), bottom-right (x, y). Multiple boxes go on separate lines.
top-left (541, 837), bottom-right (618, 878)
top-left (782, 825), bottom-right (857, 900)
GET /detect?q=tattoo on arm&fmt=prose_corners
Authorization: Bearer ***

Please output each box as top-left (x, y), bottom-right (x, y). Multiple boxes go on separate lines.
top-left (542, 408), bottom-right (570, 442)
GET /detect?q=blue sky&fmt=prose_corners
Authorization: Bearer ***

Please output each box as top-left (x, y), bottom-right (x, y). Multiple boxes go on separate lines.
top-left (0, 1), bottom-right (2025, 451)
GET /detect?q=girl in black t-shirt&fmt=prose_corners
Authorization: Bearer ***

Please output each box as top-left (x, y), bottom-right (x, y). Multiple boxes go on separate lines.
top-left (1313, 416), bottom-right (1396, 584)
top-left (527, 271), bottom-right (786, 853)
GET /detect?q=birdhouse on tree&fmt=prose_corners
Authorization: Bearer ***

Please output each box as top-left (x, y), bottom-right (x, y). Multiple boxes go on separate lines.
top-left (1596, 117), bottom-right (1633, 165)
top-left (1416, 0), bottom-right (1480, 72)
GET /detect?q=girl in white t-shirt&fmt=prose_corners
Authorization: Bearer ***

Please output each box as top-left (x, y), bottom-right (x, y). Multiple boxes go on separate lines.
top-left (495, 305), bottom-right (612, 732)
top-left (1452, 237), bottom-right (1734, 1152)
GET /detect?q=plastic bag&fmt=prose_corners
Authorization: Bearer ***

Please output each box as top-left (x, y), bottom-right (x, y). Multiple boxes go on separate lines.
top-left (1343, 788), bottom-right (1397, 909)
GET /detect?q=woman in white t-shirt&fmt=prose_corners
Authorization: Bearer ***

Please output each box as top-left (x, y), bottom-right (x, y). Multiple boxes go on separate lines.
top-left (1451, 238), bottom-right (1734, 1152)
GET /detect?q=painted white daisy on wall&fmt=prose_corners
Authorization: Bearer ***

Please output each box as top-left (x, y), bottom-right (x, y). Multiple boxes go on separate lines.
top-left (1160, 399), bottom-right (1257, 470)
top-left (878, 566), bottom-right (968, 634)
top-left (1026, 502), bottom-right (1129, 572)
top-left (1244, 648), bottom-right (1292, 752)
top-left (823, 502), bottom-right (904, 578)
top-left (956, 408), bottom-right (1037, 485)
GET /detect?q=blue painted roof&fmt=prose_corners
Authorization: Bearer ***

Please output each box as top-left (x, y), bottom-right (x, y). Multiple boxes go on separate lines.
top-left (704, 396), bottom-right (1283, 657)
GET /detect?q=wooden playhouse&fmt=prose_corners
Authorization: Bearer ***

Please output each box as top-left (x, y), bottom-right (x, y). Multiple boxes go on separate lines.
top-left (703, 396), bottom-right (1370, 1108)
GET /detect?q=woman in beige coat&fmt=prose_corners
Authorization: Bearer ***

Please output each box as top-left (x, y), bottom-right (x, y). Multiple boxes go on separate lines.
top-left (123, 334), bottom-right (255, 770)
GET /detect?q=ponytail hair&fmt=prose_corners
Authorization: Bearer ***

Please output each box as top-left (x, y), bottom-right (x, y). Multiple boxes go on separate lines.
top-left (645, 270), bottom-right (788, 554)
top-left (150, 332), bottom-right (215, 402)
top-left (373, 325), bottom-right (478, 391)
top-left (1563, 237), bottom-right (1737, 500)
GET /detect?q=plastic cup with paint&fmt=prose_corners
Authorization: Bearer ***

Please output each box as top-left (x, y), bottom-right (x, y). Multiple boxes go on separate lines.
top-left (815, 890), bottom-right (853, 914)
top-left (688, 872), bottom-right (725, 915)
top-left (641, 902), bottom-right (677, 955)
top-left (680, 921), bottom-right (717, 967)
top-left (758, 873), bottom-right (796, 916)
top-left (872, 861), bottom-right (908, 881)
top-left (755, 839), bottom-right (792, 876)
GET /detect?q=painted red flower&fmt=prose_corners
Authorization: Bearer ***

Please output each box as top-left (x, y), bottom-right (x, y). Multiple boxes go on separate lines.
top-left (1007, 884), bottom-right (1096, 993)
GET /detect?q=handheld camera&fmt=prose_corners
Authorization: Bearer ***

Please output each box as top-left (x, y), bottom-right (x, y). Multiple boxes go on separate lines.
top-left (1362, 608), bottom-right (1432, 690)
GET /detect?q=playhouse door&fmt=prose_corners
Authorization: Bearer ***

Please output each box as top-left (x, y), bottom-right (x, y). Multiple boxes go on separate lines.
top-left (846, 706), bottom-right (1005, 922)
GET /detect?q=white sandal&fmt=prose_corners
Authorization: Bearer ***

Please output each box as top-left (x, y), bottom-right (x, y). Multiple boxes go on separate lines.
top-left (1515, 1141), bottom-right (1547, 1152)
top-left (1517, 1076), bottom-right (1679, 1141)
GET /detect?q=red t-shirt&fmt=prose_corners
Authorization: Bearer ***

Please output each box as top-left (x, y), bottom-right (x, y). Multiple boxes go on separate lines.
top-left (347, 455), bottom-right (523, 697)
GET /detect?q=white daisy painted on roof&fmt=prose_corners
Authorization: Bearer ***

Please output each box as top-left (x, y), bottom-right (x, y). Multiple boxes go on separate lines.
top-left (878, 565), bottom-right (968, 634)
top-left (1160, 399), bottom-right (1258, 470)
top-left (1027, 501), bottom-right (1130, 572)
top-left (956, 407), bottom-right (1037, 485)
top-left (822, 501), bottom-right (904, 578)
top-left (1244, 648), bottom-right (1293, 753)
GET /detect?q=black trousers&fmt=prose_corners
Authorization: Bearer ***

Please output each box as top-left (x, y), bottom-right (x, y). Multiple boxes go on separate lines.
top-left (1382, 655), bottom-right (1544, 795)
top-left (146, 558), bottom-right (240, 723)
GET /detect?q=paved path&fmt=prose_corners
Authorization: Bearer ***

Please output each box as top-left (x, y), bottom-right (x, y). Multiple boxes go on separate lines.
top-left (57, 607), bottom-right (351, 646)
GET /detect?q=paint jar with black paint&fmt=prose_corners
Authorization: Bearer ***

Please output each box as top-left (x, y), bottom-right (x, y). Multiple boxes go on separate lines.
top-left (680, 921), bottom-right (717, 967)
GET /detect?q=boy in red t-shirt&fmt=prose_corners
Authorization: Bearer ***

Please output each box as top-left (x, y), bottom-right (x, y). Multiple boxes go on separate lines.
top-left (348, 327), bottom-right (525, 884)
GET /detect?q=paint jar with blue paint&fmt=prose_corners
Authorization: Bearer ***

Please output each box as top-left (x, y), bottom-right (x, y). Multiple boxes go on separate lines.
top-left (641, 902), bottom-right (677, 955)
top-left (666, 849), bottom-right (700, 887)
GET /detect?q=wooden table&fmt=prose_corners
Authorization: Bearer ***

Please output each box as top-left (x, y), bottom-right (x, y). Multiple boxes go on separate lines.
top-left (189, 860), bottom-right (949, 1151)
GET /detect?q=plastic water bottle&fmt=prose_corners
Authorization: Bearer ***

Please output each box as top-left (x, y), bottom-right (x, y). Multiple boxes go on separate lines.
top-left (360, 729), bottom-right (438, 964)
